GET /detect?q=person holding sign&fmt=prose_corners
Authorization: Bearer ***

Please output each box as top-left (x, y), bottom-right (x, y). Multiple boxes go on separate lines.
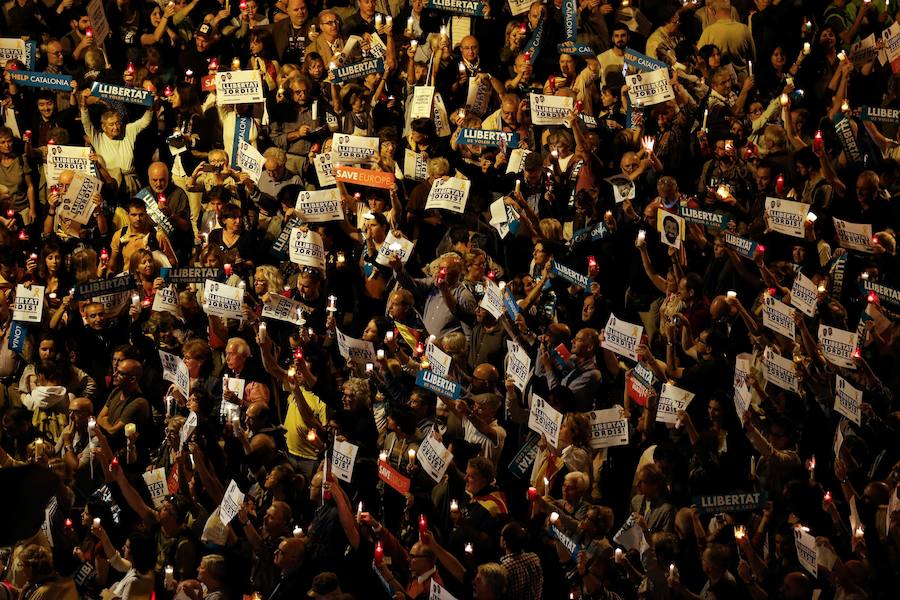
top-left (78, 88), bottom-right (154, 196)
top-left (42, 169), bottom-right (109, 243)
top-left (445, 392), bottom-right (506, 467)
top-left (106, 198), bottom-right (178, 275)
top-left (539, 328), bottom-right (602, 412)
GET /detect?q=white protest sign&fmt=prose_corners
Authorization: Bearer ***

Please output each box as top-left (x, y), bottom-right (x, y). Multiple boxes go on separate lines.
top-left (203, 280), bottom-right (244, 319)
top-left (466, 76), bottom-right (491, 116)
top-left (336, 328), bottom-right (377, 364)
top-left (794, 527), bottom-right (818, 578)
top-left (479, 278), bottom-right (505, 319)
top-left (425, 342), bottom-right (452, 377)
top-left (331, 439), bottom-right (359, 483)
top-left (850, 33), bottom-right (878, 68)
top-left (626, 68), bottom-right (674, 106)
top-left (236, 140), bottom-right (264, 183)
top-left (332, 133), bottom-right (378, 164)
top-left (417, 434), bottom-right (452, 482)
top-left (295, 189), bottom-right (343, 222)
top-left (313, 151), bottom-right (336, 186)
top-left (505, 340), bottom-right (532, 392)
top-left (432, 92), bottom-right (452, 137)
top-left (215, 70), bottom-right (264, 104)
top-left (818, 324), bottom-right (858, 370)
top-left (881, 22), bottom-right (900, 64)
top-left (60, 172), bottom-right (101, 225)
top-left (86, 0), bottom-right (110, 45)
top-left (219, 480), bottom-right (245, 525)
top-left (46, 144), bottom-right (92, 186)
top-left (765, 197), bottom-right (809, 238)
top-left (430, 579), bottom-right (459, 600)
top-left (410, 85), bottom-right (435, 119)
top-left (506, 148), bottom-right (531, 174)
top-left (606, 175), bottom-right (635, 203)
top-left (158, 350), bottom-right (184, 384)
top-left (762, 296), bottom-right (796, 340)
top-left (403, 149), bottom-right (428, 181)
top-left (508, 0), bottom-right (533, 16)
top-left (528, 395), bottom-right (563, 448)
top-left (601, 314), bottom-right (643, 361)
top-left (12, 284), bottom-right (44, 323)
top-left (488, 197), bottom-right (517, 239)
top-left (588, 406), bottom-right (629, 449)
top-left (262, 294), bottom-right (307, 325)
top-left (529, 93), bottom-right (574, 125)
top-left (763, 347), bottom-right (799, 393)
top-left (425, 177), bottom-right (471, 213)
top-left (657, 383), bottom-right (695, 425)
top-left (733, 353), bottom-right (754, 418)
top-left (835, 375), bottom-right (862, 425)
top-left (376, 231), bottom-right (415, 267)
top-left (790, 273), bottom-right (818, 317)
top-left (175, 360), bottom-right (189, 399)
top-left (179, 411), bottom-right (198, 449)
top-left (151, 284), bottom-right (181, 317)
top-left (833, 218), bottom-right (874, 253)
top-left (0, 38), bottom-right (26, 65)
top-left (142, 468), bottom-right (169, 508)
top-left (614, 514), bottom-right (649, 553)
top-left (288, 228), bottom-right (326, 270)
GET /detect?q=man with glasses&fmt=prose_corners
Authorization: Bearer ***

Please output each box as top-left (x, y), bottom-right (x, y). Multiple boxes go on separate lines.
top-left (58, 397), bottom-right (94, 473)
top-left (305, 10), bottom-right (347, 65)
top-left (44, 39), bottom-right (75, 111)
top-left (271, 75), bottom-right (325, 174)
top-left (95, 358), bottom-right (150, 449)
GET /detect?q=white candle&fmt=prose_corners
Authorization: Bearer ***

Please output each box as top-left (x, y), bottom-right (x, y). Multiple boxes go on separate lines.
top-left (385, 331), bottom-right (394, 342)
top-left (803, 42), bottom-right (811, 55)
top-left (131, 293), bottom-right (140, 306)
top-left (293, 526), bottom-right (303, 536)
top-left (164, 566), bottom-right (174, 585)
top-left (806, 212), bottom-right (818, 223)
top-left (701, 109), bottom-right (708, 130)
top-left (726, 290), bottom-right (737, 299)
top-left (259, 322), bottom-right (267, 339)
top-left (450, 499), bottom-right (459, 511)
top-left (464, 542), bottom-right (473, 554)
top-left (379, 450), bottom-right (388, 462)
top-left (88, 417), bottom-right (96, 432)
top-left (615, 548), bottom-right (623, 561)
top-left (385, 15), bottom-right (392, 27)
top-left (376, 349), bottom-right (385, 360)
top-left (357, 501), bottom-right (363, 518)
top-left (637, 230), bottom-right (646, 242)
top-left (748, 60), bottom-right (752, 77)
top-left (375, 14), bottom-right (382, 28)
top-left (515, 179), bottom-right (521, 195)
top-left (365, 362), bottom-right (374, 373)
top-left (549, 512), bottom-right (560, 524)
top-left (408, 448), bottom-right (416, 465)
top-left (93, 517), bottom-right (101, 528)
top-left (327, 295), bottom-right (337, 312)
top-left (125, 423), bottom-right (136, 436)
top-left (407, 16), bottom-right (413, 32)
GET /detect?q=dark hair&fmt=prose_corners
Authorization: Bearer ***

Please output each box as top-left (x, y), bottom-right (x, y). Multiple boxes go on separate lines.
top-left (388, 405), bottom-right (418, 436)
top-left (250, 27), bottom-right (277, 60)
top-left (448, 225), bottom-right (469, 246)
top-left (501, 522), bottom-right (528, 552)
top-left (793, 146), bottom-right (820, 171)
top-left (220, 203), bottom-right (242, 222)
top-left (128, 532), bottom-right (156, 572)
top-left (698, 44), bottom-right (720, 63)
top-left (611, 23), bottom-right (629, 36)
top-left (124, 197), bottom-right (148, 212)
top-left (410, 118), bottom-right (436, 140)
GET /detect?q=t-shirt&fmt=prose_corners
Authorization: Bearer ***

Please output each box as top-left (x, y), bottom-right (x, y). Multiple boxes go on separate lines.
top-left (462, 417), bottom-right (506, 468)
top-left (284, 389), bottom-right (328, 460)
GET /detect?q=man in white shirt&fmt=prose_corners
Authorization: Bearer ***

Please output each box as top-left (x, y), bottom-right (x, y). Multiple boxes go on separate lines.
top-left (447, 392), bottom-right (506, 467)
top-left (597, 24), bottom-right (630, 87)
top-left (697, 0), bottom-right (755, 78)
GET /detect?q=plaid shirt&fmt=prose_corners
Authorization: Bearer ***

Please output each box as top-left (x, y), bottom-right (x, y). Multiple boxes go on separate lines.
top-left (500, 551), bottom-right (543, 600)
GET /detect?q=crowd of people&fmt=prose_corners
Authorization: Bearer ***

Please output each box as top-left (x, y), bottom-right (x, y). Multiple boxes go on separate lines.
top-left (0, 0), bottom-right (899, 598)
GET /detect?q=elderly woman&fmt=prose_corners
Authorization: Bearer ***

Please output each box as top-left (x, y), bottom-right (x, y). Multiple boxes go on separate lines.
top-left (17, 544), bottom-right (78, 600)
top-left (336, 377), bottom-right (379, 457)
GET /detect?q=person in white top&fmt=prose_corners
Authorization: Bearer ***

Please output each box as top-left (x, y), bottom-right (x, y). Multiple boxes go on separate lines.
top-left (78, 88), bottom-right (154, 196)
top-left (446, 392), bottom-right (506, 468)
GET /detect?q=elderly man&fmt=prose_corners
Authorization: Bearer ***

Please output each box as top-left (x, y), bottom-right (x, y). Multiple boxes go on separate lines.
top-left (96, 358), bottom-right (150, 449)
top-left (270, 75), bottom-right (325, 174)
top-left (539, 327), bottom-right (602, 412)
top-left (304, 9), bottom-right (346, 64)
top-left (79, 88), bottom-right (154, 195)
top-left (58, 397), bottom-right (93, 470)
top-left (44, 39), bottom-right (76, 110)
top-left (392, 252), bottom-right (476, 338)
top-left (447, 393), bottom-right (506, 467)
top-left (241, 147), bottom-right (303, 209)
top-left (42, 169), bottom-right (108, 242)
top-left (141, 162), bottom-right (193, 263)
top-left (697, 0), bottom-right (755, 77)
top-left (210, 338), bottom-right (268, 421)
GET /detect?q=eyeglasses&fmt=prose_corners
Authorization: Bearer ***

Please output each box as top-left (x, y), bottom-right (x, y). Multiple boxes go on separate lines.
top-left (321, 20), bottom-right (338, 26)
top-left (49, 50), bottom-right (65, 56)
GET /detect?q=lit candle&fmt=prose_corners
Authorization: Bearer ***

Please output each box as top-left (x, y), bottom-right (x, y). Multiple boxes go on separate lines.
top-left (637, 230), bottom-right (646, 242)
top-left (384, 331), bottom-right (394, 342)
top-left (748, 60), bottom-right (753, 77)
top-left (669, 563), bottom-right (676, 577)
top-left (450, 499), bottom-right (459, 511)
top-left (88, 417), bottom-right (96, 432)
top-left (223, 263), bottom-right (233, 276)
top-left (411, 40), bottom-right (418, 50)
top-left (615, 548), bottom-right (623, 561)
top-left (375, 14), bottom-right (382, 28)
top-left (515, 179), bottom-right (521, 195)
top-left (440, 25), bottom-right (447, 39)
top-left (307, 429), bottom-right (317, 442)
top-left (93, 517), bottom-right (101, 528)
top-left (386, 16), bottom-right (392, 27)
top-left (419, 514), bottom-right (427, 534)
top-left (365, 362), bottom-right (374, 374)
top-left (527, 486), bottom-right (538, 500)
top-left (824, 491), bottom-right (832, 502)
top-left (65, 518), bottom-right (73, 529)
top-left (407, 16), bottom-right (413, 32)
top-left (125, 423), bottom-right (136, 436)
top-left (775, 174), bottom-right (784, 195)
top-left (293, 526), bottom-right (303, 536)
top-left (806, 212), bottom-right (818, 223)
top-left (780, 93), bottom-right (789, 106)
top-left (232, 57), bottom-right (241, 70)
top-left (327, 295), bottom-right (337, 312)
top-left (813, 130), bottom-right (823, 152)
top-left (808, 455), bottom-right (816, 482)
top-left (841, 99), bottom-right (850, 113)
top-left (817, 284), bottom-right (826, 293)
top-left (374, 541), bottom-right (384, 563)
top-left (258, 322), bottom-right (267, 339)
top-left (459, 62), bottom-right (466, 73)
top-left (803, 42), bottom-right (811, 55)
top-left (726, 290), bottom-right (737, 299)
top-left (357, 501), bottom-right (363, 519)
top-left (701, 108), bottom-right (708, 131)
top-left (379, 450), bottom-right (388, 462)
top-left (549, 511), bottom-right (560, 524)
top-left (408, 448), bottom-right (416, 465)
top-left (464, 542), bottom-right (473, 554)
top-left (164, 566), bottom-right (174, 586)
top-left (734, 525), bottom-right (746, 540)
top-left (376, 349), bottom-right (385, 360)
top-left (837, 50), bottom-right (847, 62)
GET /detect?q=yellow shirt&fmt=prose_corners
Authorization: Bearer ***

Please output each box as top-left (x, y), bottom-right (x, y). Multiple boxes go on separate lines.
top-left (283, 389), bottom-right (328, 460)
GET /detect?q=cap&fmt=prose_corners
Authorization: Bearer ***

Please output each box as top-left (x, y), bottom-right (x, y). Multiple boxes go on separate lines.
top-left (196, 23), bottom-right (213, 38)
top-left (307, 572), bottom-right (339, 596)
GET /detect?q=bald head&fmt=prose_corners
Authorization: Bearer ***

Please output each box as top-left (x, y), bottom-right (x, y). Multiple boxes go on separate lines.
top-left (276, 537), bottom-right (305, 571)
top-left (473, 364), bottom-right (499, 392)
top-left (149, 162), bottom-right (170, 194)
